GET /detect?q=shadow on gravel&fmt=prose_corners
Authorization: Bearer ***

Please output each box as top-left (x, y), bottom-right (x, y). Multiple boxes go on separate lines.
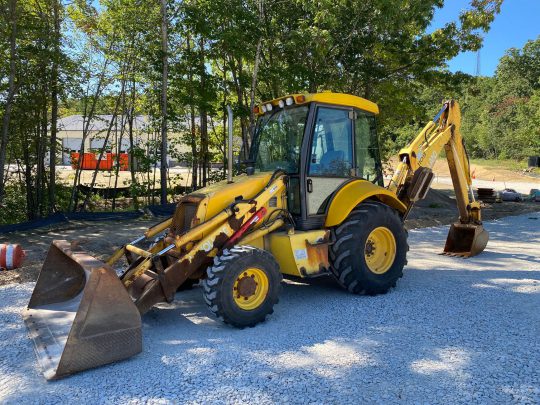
top-left (2, 214), bottom-right (539, 404)
top-left (2, 270), bottom-right (539, 404)
top-left (476, 250), bottom-right (540, 265)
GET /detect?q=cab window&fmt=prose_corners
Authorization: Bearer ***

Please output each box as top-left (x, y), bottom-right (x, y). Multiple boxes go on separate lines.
top-left (251, 105), bottom-right (309, 174)
top-left (308, 107), bottom-right (353, 177)
top-left (354, 111), bottom-right (382, 184)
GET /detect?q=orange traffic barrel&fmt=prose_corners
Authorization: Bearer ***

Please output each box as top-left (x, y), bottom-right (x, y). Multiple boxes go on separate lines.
top-left (0, 244), bottom-right (25, 270)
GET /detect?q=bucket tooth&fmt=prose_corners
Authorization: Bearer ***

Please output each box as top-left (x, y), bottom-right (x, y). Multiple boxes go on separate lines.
top-left (23, 240), bottom-right (142, 379)
top-left (443, 223), bottom-right (489, 258)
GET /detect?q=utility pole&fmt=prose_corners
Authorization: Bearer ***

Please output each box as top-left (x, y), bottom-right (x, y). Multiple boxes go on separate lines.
top-left (160, 0), bottom-right (168, 205)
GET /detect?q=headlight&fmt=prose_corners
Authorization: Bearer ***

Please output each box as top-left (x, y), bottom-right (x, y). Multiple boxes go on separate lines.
top-left (278, 100), bottom-right (285, 108)
top-left (265, 103), bottom-right (273, 112)
top-left (286, 97), bottom-right (294, 106)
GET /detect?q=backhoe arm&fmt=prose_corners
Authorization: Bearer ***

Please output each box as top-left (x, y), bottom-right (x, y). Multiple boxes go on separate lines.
top-left (388, 100), bottom-right (488, 257)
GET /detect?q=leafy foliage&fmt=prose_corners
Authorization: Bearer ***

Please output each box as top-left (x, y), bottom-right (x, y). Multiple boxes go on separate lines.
top-left (459, 37), bottom-right (540, 159)
top-left (1, 0), bottom-right (538, 225)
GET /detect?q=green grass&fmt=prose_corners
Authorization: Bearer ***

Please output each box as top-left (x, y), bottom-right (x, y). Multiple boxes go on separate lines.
top-left (469, 159), bottom-right (529, 171)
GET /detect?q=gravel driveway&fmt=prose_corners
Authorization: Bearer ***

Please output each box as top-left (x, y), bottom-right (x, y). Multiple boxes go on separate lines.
top-left (1, 213), bottom-right (539, 404)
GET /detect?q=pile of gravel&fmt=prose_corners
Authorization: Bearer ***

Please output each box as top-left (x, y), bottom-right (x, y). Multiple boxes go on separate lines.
top-left (1, 213), bottom-right (539, 404)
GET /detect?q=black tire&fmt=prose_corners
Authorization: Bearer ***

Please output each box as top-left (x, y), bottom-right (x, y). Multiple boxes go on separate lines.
top-left (202, 245), bottom-right (282, 328)
top-left (329, 201), bottom-right (408, 295)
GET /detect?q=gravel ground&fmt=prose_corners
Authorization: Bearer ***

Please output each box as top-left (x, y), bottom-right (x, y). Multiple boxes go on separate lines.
top-left (1, 213), bottom-right (539, 404)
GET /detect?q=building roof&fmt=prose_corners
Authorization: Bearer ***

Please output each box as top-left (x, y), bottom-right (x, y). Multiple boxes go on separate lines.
top-left (57, 115), bottom-right (149, 132)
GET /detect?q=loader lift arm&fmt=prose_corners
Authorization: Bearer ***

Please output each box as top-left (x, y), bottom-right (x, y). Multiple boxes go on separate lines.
top-left (387, 100), bottom-right (488, 257)
top-left (107, 173), bottom-right (288, 314)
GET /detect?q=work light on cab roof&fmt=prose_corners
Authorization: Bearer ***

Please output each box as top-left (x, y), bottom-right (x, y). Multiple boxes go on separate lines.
top-left (253, 95), bottom-right (303, 115)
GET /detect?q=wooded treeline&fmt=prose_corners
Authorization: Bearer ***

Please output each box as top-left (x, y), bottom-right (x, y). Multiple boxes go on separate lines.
top-left (1, 0), bottom-right (537, 225)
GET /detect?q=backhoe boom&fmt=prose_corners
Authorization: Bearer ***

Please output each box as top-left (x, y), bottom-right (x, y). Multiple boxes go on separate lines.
top-left (388, 100), bottom-right (488, 256)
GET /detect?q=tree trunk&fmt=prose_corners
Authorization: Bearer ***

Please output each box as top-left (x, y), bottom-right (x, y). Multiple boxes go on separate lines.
top-left (230, 58), bottom-right (249, 160)
top-left (190, 105), bottom-right (198, 190)
top-left (23, 138), bottom-right (35, 220)
top-left (112, 86), bottom-right (128, 211)
top-left (68, 56), bottom-right (111, 211)
top-left (128, 77), bottom-right (139, 209)
top-left (159, 0), bottom-right (168, 205)
top-left (199, 38), bottom-right (208, 187)
top-left (49, 0), bottom-right (60, 213)
top-left (248, 37), bottom-right (262, 139)
top-left (222, 104), bottom-right (227, 179)
top-left (36, 89), bottom-right (49, 217)
top-left (81, 77), bottom-right (126, 211)
top-left (0, 0), bottom-right (18, 203)
top-left (187, 36), bottom-right (198, 190)
top-left (248, 1), bottom-right (264, 139)
top-left (221, 56), bottom-right (227, 178)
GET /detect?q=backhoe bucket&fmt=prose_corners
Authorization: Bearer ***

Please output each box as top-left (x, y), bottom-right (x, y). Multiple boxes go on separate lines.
top-left (443, 223), bottom-right (489, 258)
top-left (23, 240), bottom-right (142, 380)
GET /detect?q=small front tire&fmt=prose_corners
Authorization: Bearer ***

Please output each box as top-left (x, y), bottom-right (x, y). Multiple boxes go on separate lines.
top-left (202, 246), bottom-right (282, 328)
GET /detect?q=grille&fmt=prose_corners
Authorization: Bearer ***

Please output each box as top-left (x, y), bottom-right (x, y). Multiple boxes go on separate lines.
top-left (183, 203), bottom-right (198, 231)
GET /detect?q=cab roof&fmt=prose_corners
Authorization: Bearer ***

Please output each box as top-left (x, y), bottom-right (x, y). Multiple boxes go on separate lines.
top-left (256, 92), bottom-right (379, 115)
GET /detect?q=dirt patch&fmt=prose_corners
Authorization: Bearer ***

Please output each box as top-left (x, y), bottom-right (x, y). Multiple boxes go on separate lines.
top-left (0, 217), bottom-right (157, 287)
top-left (386, 157), bottom-right (540, 183)
top-left (405, 188), bottom-right (540, 229)
top-left (1, 197), bottom-right (538, 287)
top-left (432, 160), bottom-right (540, 183)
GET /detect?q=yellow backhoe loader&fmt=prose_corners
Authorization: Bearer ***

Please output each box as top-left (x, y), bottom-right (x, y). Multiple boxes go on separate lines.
top-left (24, 93), bottom-right (488, 379)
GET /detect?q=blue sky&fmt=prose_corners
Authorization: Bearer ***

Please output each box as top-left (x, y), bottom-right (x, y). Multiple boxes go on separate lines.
top-left (431, 0), bottom-right (540, 76)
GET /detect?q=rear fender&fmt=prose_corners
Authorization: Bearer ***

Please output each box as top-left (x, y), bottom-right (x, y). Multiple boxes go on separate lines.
top-left (324, 180), bottom-right (406, 227)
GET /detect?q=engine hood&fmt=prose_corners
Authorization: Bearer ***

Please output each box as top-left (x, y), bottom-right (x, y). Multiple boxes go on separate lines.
top-left (188, 172), bottom-right (274, 223)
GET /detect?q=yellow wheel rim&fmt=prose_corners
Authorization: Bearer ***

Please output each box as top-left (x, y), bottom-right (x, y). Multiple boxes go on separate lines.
top-left (233, 267), bottom-right (269, 310)
top-left (364, 226), bottom-right (396, 275)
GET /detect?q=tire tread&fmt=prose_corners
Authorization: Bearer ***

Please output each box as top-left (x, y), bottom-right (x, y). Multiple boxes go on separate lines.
top-left (330, 201), bottom-right (408, 295)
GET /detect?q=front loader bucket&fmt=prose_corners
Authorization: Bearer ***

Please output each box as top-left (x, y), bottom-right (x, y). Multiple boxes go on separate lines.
top-left (23, 240), bottom-right (142, 380)
top-left (443, 223), bottom-right (489, 258)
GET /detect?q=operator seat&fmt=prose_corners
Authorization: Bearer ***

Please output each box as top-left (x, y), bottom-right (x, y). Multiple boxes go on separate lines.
top-left (320, 150), bottom-right (344, 175)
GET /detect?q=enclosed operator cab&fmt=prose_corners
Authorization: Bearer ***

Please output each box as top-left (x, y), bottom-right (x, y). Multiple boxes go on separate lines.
top-left (249, 92), bottom-right (385, 230)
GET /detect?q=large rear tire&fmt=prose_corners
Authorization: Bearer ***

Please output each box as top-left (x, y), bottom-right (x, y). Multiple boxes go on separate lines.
top-left (202, 246), bottom-right (282, 328)
top-left (329, 201), bottom-right (408, 295)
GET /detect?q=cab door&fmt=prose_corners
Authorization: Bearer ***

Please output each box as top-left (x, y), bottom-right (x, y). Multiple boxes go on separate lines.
top-left (305, 106), bottom-right (354, 216)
